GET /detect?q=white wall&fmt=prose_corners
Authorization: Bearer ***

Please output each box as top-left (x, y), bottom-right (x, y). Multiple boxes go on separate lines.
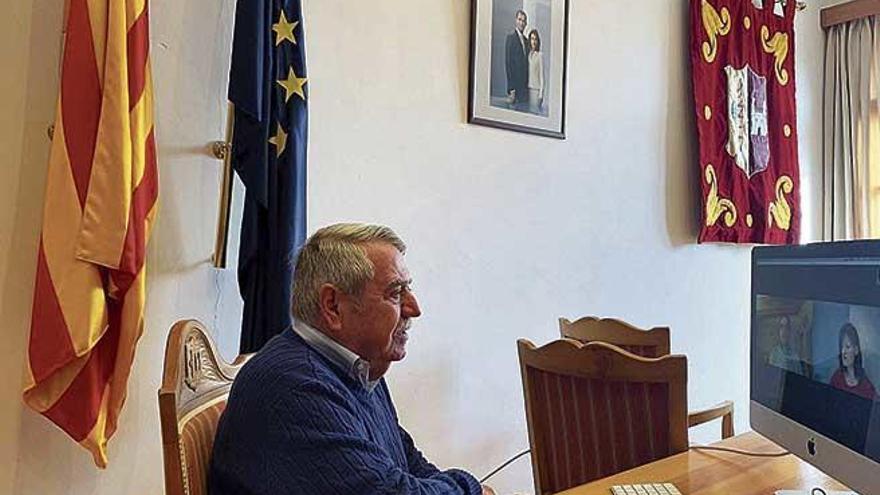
top-left (0, 1), bottom-right (828, 494)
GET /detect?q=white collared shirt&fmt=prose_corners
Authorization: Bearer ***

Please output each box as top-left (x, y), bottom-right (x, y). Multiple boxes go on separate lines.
top-left (291, 319), bottom-right (379, 392)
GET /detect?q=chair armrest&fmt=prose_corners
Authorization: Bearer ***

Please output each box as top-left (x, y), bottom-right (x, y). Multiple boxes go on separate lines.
top-left (687, 400), bottom-right (734, 439)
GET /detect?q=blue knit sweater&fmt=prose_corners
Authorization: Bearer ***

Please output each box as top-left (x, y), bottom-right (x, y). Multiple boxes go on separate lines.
top-left (208, 329), bottom-right (482, 494)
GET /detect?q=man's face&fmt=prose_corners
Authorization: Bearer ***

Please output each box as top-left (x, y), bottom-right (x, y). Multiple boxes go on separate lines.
top-left (515, 13), bottom-right (526, 33)
top-left (338, 242), bottom-right (421, 372)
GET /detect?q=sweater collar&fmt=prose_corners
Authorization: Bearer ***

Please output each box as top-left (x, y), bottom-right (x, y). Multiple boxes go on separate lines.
top-left (291, 319), bottom-right (379, 392)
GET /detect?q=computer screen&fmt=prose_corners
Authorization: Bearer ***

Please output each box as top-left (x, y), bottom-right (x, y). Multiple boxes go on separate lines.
top-left (751, 241), bottom-right (880, 495)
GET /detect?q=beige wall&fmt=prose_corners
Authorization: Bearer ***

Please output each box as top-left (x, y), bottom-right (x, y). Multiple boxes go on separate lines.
top-left (1, 1), bottom-right (828, 494)
top-left (0, 1), bottom-right (42, 493)
top-left (1, 1), bottom-right (69, 493)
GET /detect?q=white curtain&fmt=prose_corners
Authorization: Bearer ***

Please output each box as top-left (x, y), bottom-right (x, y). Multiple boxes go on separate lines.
top-left (822, 16), bottom-right (880, 240)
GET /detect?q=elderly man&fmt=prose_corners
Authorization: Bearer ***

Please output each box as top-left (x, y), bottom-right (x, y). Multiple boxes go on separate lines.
top-left (209, 223), bottom-right (494, 494)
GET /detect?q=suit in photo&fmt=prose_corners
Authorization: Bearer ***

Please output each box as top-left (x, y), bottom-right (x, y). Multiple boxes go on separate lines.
top-left (505, 29), bottom-right (529, 109)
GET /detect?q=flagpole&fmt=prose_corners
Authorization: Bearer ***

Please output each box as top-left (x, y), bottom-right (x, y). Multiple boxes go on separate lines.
top-left (212, 103), bottom-right (235, 269)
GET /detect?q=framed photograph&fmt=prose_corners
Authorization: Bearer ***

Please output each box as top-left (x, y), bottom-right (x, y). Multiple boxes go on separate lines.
top-left (468, 0), bottom-right (570, 139)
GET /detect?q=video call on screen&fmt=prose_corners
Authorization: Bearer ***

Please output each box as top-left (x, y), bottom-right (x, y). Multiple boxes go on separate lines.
top-left (751, 253), bottom-right (880, 464)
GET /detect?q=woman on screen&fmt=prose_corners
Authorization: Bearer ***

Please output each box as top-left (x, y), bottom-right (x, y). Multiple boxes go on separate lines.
top-left (527, 29), bottom-right (544, 114)
top-left (830, 323), bottom-right (876, 400)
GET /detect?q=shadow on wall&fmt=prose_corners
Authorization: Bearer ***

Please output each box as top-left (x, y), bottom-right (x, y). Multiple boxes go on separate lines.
top-left (664, 0), bottom-right (700, 246)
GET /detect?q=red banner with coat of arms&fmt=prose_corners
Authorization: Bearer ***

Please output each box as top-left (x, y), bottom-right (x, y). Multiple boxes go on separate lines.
top-left (690, 0), bottom-right (800, 243)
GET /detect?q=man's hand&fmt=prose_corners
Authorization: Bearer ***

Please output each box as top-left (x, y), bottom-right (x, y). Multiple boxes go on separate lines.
top-left (482, 485), bottom-right (496, 495)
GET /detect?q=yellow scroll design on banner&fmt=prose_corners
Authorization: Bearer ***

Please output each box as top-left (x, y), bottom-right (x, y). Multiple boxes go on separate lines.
top-left (761, 26), bottom-right (790, 85)
top-left (705, 164), bottom-right (737, 227)
top-left (768, 175), bottom-right (794, 231)
top-left (701, 0), bottom-right (731, 63)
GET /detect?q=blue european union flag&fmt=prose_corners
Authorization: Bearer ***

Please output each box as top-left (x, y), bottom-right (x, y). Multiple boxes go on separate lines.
top-left (228, 0), bottom-right (307, 353)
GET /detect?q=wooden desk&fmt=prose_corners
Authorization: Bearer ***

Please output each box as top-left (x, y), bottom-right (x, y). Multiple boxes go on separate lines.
top-left (557, 432), bottom-right (851, 495)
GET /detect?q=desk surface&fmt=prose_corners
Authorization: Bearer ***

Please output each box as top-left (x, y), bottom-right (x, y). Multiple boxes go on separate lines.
top-left (556, 432), bottom-right (850, 495)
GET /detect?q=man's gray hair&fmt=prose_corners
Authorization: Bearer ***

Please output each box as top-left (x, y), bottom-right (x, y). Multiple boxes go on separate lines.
top-left (291, 223), bottom-right (407, 326)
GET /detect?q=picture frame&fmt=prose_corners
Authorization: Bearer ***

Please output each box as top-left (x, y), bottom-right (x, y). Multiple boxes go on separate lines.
top-left (468, 0), bottom-right (570, 139)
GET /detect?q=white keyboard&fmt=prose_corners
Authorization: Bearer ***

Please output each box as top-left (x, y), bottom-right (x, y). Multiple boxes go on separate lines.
top-left (611, 483), bottom-right (682, 495)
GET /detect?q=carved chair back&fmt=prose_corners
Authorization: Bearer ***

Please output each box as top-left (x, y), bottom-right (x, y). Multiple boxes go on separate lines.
top-left (559, 316), bottom-right (671, 358)
top-left (158, 320), bottom-right (251, 495)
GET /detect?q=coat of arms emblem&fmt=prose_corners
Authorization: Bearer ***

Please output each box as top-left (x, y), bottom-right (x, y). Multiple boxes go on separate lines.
top-left (724, 64), bottom-right (770, 178)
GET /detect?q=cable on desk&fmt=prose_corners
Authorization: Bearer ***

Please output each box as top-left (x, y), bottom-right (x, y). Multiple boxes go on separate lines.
top-left (479, 449), bottom-right (531, 483)
top-left (689, 444), bottom-right (789, 457)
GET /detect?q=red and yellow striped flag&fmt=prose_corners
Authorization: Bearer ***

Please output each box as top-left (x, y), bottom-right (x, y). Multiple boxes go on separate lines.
top-left (23, 0), bottom-right (158, 468)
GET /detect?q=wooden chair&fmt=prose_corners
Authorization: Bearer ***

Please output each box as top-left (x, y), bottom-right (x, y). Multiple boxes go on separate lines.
top-left (560, 316), bottom-right (734, 439)
top-left (518, 339), bottom-right (730, 495)
top-left (559, 316), bottom-right (671, 358)
top-left (158, 320), bottom-right (251, 495)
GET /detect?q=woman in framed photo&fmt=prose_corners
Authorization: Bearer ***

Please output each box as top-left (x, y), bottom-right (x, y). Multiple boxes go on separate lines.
top-left (527, 28), bottom-right (544, 114)
top-left (468, 0), bottom-right (569, 138)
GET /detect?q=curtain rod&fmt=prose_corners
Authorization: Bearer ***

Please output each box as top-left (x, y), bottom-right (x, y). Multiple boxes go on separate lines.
top-left (821, 0), bottom-right (880, 29)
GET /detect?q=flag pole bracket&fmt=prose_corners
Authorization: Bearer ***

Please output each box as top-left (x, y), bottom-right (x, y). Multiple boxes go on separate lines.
top-left (211, 141), bottom-right (231, 160)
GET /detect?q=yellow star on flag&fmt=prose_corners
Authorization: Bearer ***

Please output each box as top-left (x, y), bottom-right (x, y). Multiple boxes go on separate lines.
top-left (277, 67), bottom-right (308, 103)
top-left (272, 11), bottom-right (299, 46)
top-left (269, 125), bottom-right (288, 157)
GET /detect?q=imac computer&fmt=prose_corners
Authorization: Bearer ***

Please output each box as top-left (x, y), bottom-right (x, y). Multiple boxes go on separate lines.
top-left (751, 241), bottom-right (880, 495)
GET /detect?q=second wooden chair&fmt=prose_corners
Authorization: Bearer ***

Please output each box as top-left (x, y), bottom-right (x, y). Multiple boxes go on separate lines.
top-left (559, 316), bottom-right (670, 357)
top-left (559, 316), bottom-right (734, 439)
top-left (519, 339), bottom-right (689, 494)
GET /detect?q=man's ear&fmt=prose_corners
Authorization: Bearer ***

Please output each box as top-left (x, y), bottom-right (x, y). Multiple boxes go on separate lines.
top-left (317, 283), bottom-right (344, 333)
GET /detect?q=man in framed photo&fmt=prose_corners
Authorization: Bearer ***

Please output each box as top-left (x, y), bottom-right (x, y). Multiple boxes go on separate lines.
top-left (470, 0), bottom-right (568, 137)
top-left (505, 9), bottom-right (529, 111)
